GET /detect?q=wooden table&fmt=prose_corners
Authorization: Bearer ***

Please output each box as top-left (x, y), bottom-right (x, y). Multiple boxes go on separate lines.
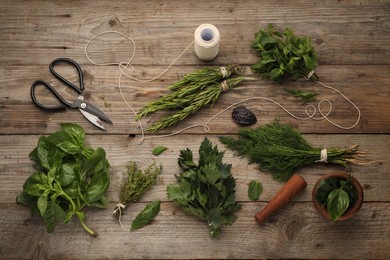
top-left (1, 1), bottom-right (389, 259)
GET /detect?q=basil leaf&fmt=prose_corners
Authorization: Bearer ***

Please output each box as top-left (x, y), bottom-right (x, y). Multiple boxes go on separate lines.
top-left (60, 123), bottom-right (85, 147)
top-left (36, 137), bottom-right (51, 171)
top-left (23, 172), bottom-right (48, 196)
top-left (16, 191), bottom-right (37, 206)
top-left (80, 148), bottom-right (107, 180)
top-left (152, 146), bottom-right (167, 156)
top-left (131, 201), bottom-right (160, 231)
top-left (58, 163), bottom-right (76, 186)
top-left (83, 149), bottom-right (110, 203)
top-left (43, 200), bottom-right (66, 233)
top-left (62, 180), bottom-right (80, 199)
top-left (84, 171), bottom-right (109, 203)
top-left (327, 188), bottom-right (350, 222)
top-left (37, 193), bottom-right (48, 216)
top-left (248, 180), bottom-right (263, 201)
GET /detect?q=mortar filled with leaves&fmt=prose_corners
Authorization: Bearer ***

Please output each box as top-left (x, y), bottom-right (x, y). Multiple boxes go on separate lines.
top-left (312, 172), bottom-right (363, 222)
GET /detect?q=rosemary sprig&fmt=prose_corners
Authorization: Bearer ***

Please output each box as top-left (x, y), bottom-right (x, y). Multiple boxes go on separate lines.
top-left (136, 65), bottom-right (245, 132)
top-left (113, 162), bottom-right (162, 226)
top-left (219, 120), bottom-right (367, 182)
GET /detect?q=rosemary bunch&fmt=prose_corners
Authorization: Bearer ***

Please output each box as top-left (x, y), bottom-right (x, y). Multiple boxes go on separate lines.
top-left (113, 162), bottom-right (162, 224)
top-left (219, 120), bottom-right (367, 182)
top-left (136, 65), bottom-right (245, 132)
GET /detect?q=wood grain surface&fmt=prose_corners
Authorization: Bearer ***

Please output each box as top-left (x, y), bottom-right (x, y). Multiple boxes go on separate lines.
top-left (0, 0), bottom-right (389, 259)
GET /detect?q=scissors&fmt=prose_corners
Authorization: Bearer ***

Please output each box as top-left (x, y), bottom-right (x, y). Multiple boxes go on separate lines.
top-left (31, 57), bottom-right (112, 130)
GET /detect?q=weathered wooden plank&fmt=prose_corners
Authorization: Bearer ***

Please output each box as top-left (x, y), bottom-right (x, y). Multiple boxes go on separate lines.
top-left (1, 134), bottom-right (388, 205)
top-left (1, 0), bottom-right (389, 259)
top-left (1, 202), bottom-right (389, 259)
top-left (0, 0), bottom-right (388, 65)
top-left (1, 65), bottom-right (389, 134)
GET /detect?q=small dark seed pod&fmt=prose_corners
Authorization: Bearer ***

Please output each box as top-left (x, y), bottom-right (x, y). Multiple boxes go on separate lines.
top-left (232, 106), bottom-right (257, 125)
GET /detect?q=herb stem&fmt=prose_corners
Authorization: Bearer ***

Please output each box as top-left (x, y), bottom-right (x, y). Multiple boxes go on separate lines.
top-left (76, 211), bottom-right (96, 237)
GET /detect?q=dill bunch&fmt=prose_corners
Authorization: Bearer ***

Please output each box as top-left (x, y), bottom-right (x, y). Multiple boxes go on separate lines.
top-left (113, 162), bottom-right (162, 222)
top-left (136, 65), bottom-right (245, 132)
top-left (219, 120), bottom-right (367, 182)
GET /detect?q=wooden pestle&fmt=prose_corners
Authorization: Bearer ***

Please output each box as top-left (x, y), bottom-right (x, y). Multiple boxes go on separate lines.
top-left (255, 174), bottom-right (307, 224)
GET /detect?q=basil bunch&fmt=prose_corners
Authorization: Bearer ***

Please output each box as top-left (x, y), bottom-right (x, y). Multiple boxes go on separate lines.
top-left (16, 123), bottom-right (110, 236)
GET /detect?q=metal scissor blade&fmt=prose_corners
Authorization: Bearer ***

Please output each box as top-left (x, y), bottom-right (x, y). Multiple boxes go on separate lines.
top-left (72, 98), bottom-right (113, 124)
top-left (79, 109), bottom-right (106, 130)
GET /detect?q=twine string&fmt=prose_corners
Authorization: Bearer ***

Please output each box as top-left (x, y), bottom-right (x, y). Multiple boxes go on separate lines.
top-left (316, 148), bottom-right (328, 163)
top-left (113, 202), bottom-right (126, 229)
top-left (84, 32), bottom-right (361, 145)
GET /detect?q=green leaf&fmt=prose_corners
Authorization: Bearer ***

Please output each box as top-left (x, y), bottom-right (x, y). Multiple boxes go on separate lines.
top-left (284, 88), bottom-right (318, 104)
top-left (131, 201), bottom-right (161, 231)
top-left (23, 172), bottom-right (49, 196)
top-left (89, 196), bottom-right (109, 208)
top-left (84, 169), bottom-right (110, 203)
top-left (80, 148), bottom-right (107, 180)
top-left (248, 180), bottom-right (263, 201)
top-left (37, 194), bottom-right (48, 216)
top-left (327, 188), bottom-right (350, 222)
top-left (202, 164), bottom-right (221, 185)
top-left (152, 146), bottom-right (168, 156)
top-left (178, 148), bottom-right (197, 170)
top-left (16, 191), bottom-right (37, 206)
top-left (43, 200), bottom-right (66, 233)
top-left (269, 68), bottom-right (283, 80)
top-left (62, 180), bottom-right (80, 199)
top-left (207, 208), bottom-right (222, 237)
top-left (60, 123), bottom-right (85, 147)
top-left (58, 163), bottom-right (76, 187)
top-left (36, 137), bottom-right (51, 171)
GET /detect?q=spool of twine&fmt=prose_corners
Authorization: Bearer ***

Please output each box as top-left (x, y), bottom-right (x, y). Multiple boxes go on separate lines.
top-left (194, 24), bottom-right (220, 61)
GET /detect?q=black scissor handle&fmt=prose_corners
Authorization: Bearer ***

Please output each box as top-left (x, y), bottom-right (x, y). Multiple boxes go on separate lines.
top-left (31, 80), bottom-right (73, 110)
top-left (49, 57), bottom-right (84, 93)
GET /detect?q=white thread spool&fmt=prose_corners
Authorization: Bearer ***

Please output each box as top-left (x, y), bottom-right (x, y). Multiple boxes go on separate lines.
top-left (194, 24), bottom-right (220, 61)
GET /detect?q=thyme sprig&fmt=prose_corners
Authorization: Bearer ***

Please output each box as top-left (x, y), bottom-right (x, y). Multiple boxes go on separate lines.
top-left (114, 162), bottom-right (162, 227)
top-left (220, 120), bottom-right (367, 182)
top-left (136, 65), bottom-right (245, 132)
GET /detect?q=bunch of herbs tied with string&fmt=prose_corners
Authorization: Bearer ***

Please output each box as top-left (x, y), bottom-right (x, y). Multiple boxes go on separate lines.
top-left (220, 120), bottom-right (367, 182)
top-left (113, 161), bottom-right (162, 229)
top-left (251, 24), bottom-right (319, 103)
top-left (136, 65), bottom-right (246, 132)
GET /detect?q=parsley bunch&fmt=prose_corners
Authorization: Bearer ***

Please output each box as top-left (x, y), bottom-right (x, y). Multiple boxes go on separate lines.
top-left (251, 24), bottom-right (318, 82)
top-left (167, 138), bottom-right (241, 238)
